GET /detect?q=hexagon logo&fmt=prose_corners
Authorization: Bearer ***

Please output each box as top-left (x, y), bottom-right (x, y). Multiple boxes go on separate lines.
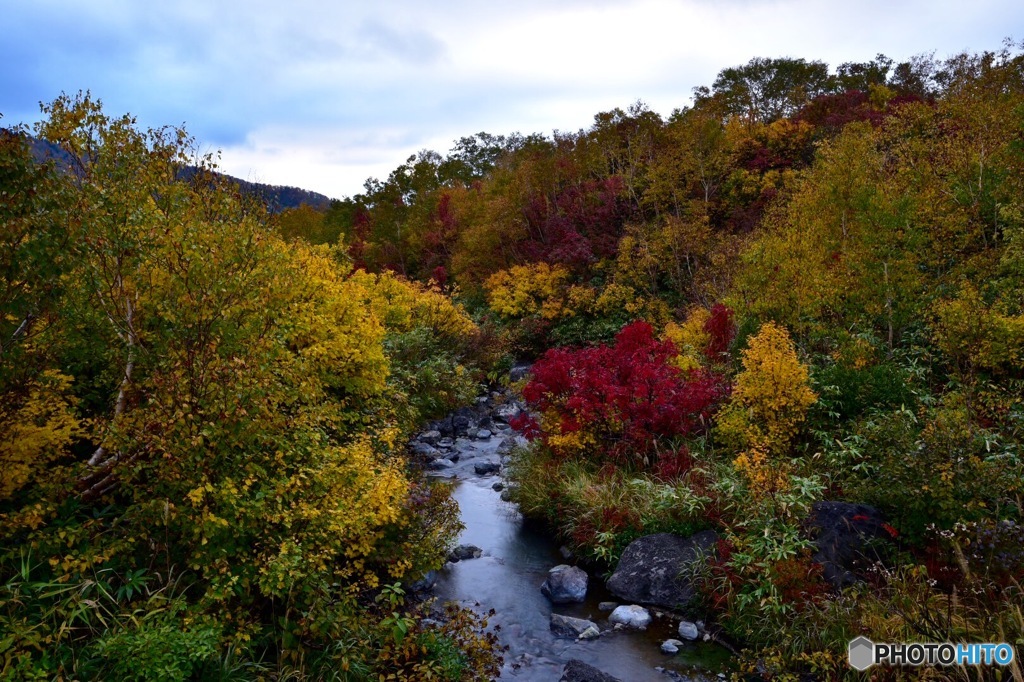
top-left (848, 636), bottom-right (875, 671)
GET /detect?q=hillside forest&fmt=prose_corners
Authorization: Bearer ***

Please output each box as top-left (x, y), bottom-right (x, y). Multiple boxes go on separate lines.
top-left (2, 42), bottom-right (1024, 680)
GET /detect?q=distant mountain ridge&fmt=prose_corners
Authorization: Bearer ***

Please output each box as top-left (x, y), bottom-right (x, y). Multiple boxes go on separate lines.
top-left (24, 135), bottom-right (334, 212)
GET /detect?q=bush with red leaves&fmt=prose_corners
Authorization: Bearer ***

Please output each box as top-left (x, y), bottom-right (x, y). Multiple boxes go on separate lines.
top-left (518, 320), bottom-right (729, 468)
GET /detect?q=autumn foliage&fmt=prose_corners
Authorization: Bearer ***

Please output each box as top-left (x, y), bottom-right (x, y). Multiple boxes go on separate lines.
top-left (517, 321), bottom-right (728, 467)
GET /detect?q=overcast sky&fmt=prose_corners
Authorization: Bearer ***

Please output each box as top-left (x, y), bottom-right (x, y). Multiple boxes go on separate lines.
top-left (2, 0), bottom-right (1021, 199)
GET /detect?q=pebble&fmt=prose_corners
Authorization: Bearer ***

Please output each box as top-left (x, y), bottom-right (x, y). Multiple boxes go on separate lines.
top-left (661, 639), bottom-right (683, 654)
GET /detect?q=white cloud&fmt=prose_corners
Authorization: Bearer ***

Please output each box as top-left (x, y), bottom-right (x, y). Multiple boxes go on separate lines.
top-left (4, 0), bottom-right (1022, 198)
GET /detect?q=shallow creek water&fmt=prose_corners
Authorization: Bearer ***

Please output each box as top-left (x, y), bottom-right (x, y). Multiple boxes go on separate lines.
top-left (427, 433), bottom-right (729, 681)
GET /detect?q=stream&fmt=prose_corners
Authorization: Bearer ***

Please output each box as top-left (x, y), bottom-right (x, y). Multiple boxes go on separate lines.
top-left (422, 424), bottom-right (729, 681)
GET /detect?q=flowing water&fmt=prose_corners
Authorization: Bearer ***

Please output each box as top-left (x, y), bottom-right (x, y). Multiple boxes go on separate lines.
top-left (427, 433), bottom-right (730, 681)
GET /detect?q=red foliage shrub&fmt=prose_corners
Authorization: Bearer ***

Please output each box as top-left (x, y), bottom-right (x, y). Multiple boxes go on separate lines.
top-left (655, 446), bottom-right (695, 482)
top-left (703, 303), bottom-right (736, 359)
top-left (520, 321), bottom-right (729, 467)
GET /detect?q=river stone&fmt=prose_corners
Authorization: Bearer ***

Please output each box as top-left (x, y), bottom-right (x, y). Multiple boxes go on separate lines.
top-left (492, 481), bottom-right (504, 491)
top-left (661, 638), bottom-right (684, 654)
top-left (606, 530), bottom-right (718, 610)
top-left (454, 437), bottom-right (474, 449)
top-left (474, 461), bottom-right (500, 476)
top-left (476, 428), bottom-right (493, 439)
top-left (418, 430), bottom-right (441, 444)
top-left (437, 437), bottom-right (454, 449)
top-left (560, 659), bottom-right (622, 682)
top-left (541, 564), bottom-right (588, 604)
top-left (478, 415), bottom-right (495, 430)
top-left (509, 365), bottom-right (533, 383)
top-left (807, 501), bottom-right (894, 588)
top-left (579, 625), bottom-right (601, 640)
top-left (608, 604), bottom-right (652, 629)
top-left (598, 601), bottom-right (618, 611)
top-left (465, 427), bottom-right (480, 439)
top-left (448, 544), bottom-right (482, 562)
top-left (494, 402), bottom-right (522, 423)
top-left (408, 570), bottom-right (437, 593)
top-left (429, 458), bottom-right (455, 470)
top-left (677, 620), bottom-right (699, 640)
top-left (410, 441), bottom-right (440, 459)
top-left (550, 614), bottom-right (599, 639)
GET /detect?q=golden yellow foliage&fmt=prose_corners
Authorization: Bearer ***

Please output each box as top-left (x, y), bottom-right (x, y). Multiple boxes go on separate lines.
top-left (932, 282), bottom-right (1024, 377)
top-left (350, 268), bottom-right (477, 339)
top-left (484, 262), bottom-right (570, 319)
top-left (0, 370), bottom-right (84, 501)
top-left (664, 307), bottom-right (711, 370)
top-left (716, 322), bottom-right (816, 456)
top-left (733, 444), bottom-right (790, 499)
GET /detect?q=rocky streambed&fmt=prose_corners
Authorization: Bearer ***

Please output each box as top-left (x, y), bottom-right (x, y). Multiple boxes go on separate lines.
top-left (410, 390), bottom-right (731, 681)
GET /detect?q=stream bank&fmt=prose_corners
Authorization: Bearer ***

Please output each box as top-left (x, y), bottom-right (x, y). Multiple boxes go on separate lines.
top-left (413, 394), bottom-right (731, 681)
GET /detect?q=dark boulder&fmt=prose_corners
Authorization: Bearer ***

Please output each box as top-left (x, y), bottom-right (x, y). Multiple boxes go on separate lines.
top-left (550, 614), bottom-right (599, 639)
top-left (560, 659), bottom-right (621, 682)
top-left (428, 417), bottom-right (454, 437)
top-left (807, 501), bottom-right (895, 588)
top-left (410, 442), bottom-right (439, 459)
top-left (448, 544), bottom-right (482, 562)
top-left (509, 364), bottom-right (533, 383)
top-left (606, 531), bottom-right (718, 610)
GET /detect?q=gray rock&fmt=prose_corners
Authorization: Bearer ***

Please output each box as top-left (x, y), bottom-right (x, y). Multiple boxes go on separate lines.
top-left (578, 625), bottom-right (601, 640)
top-left (448, 544), bottom-right (482, 562)
top-left (495, 423), bottom-right (511, 431)
top-left (492, 481), bottom-right (504, 491)
top-left (474, 461), bottom-right (500, 476)
top-left (408, 570), bottom-right (438, 593)
top-left (500, 490), bottom-right (511, 502)
top-left (608, 604), bottom-right (652, 629)
top-left (550, 614), bottom-right (599, 639)
top-left (597, 601), bottom-right (618, 612)
top-left (427, 417), bottom-right (454, 437)
top-left (677, 620), bottom-right (699, 640)
top-left (541, 565), bottom-right (588, 604)
top-left (478, 416), bottom-right (495, 430)
top-left (476, 428), bottom-right (493, 439)
top-left (411, 441), bottom-right (440, 459)
top-left (494, 402), bottom-right (522, 423)
top-left (661, 639), bottom-right (684, 654)
top-left (560, 659), bottom-right (621, 682)
top-left (808, 501), bottom-right (894, 588)
top-left (418, 430), bottom-right (441, 444)
top-left (454, 437), bottom-right (474, 449)
top-left (509, 365), bottom-right (533, 383)
top-left (429, 458), bottom-right (455, 469)
top-left (437, 437), bottom-right (454, 449)
top-left (453, 415), bottom-right (472, 432)
top-left (559, 545), bottom-right (574, 561)
top-left (606, 531), bottom-right (718, 610)
top-left (465, 427), bottom-right (480, 439)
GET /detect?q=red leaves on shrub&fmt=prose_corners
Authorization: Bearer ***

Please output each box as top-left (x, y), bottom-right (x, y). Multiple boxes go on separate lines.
top-left (703, 303), bottom-right (736, 359)
top-left (521, 320), bottom-right (729, 467)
